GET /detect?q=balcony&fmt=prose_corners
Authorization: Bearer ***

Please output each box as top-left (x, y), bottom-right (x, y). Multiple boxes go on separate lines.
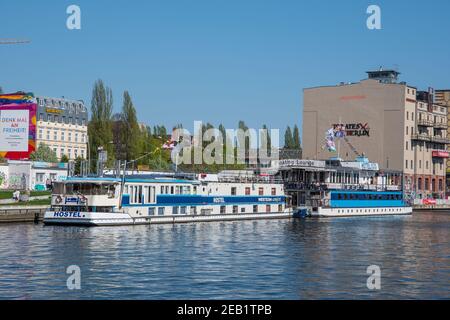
top-left (417, 119), bottom-right (434, 127)
top-left (431, 136), bottom-right (450, 144)
top-left (433, 122), bottom-right (448, 129)
top-left (412, 133), bottom-right (432, 142)
top-left (432, 150), bottom-right (450, 158)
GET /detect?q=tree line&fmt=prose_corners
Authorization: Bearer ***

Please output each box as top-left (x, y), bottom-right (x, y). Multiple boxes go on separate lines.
top-left (26, 79), bottom-right (302, 172)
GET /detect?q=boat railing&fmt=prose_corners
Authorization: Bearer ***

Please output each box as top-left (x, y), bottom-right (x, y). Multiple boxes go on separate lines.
top-left (285, 182), bottom-right (402, 192)
top-left (217, 176), bottom-right (284, 184)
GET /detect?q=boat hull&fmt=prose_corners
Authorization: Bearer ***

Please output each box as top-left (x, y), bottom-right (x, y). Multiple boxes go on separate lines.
top-left (311, 206), bottom-right (413, 217)
top-left (43, 210), bottom-right (293, 226)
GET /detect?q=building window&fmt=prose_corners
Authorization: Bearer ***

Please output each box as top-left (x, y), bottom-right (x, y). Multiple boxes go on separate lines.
top-left (405, 160), bottom-right (408, 169)
top-left (39, 113), bottom-right (44, 121)
top-left (81, 150), bottom-right (85, 159)
top-left (425, 178), bottom-right (429, 190)
top-left (426, 161), bottom-right (429, 169)
top-left (411, 160), bottom-right (413, 170)
top-left (406, 111), bottom-right (409, 120)
top-left (406, 127), bottom-right (408, 135)
top-left (38, 129), bottom-right (43, 140)
top-left (36, 173), bottom-right (45, 183)
top-left (75, 133), bottom-right (78, 142)
top-left (61, 132), bottom-right (65, 141)
top-left (68, 133), bottom-right (72, 142)
top-left (439, 179), bottom-right (443, 191)
top-left (46, 131), bottom-right (50, 140)
top-left (406, 141), bottom-right (408, 150)
top-left (53, 131), bottom-right (57, 141)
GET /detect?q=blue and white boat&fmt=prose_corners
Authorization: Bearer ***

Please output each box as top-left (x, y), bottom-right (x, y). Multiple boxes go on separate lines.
top-left (43, 171), bottom-right (291, 226)
top-left (275, 156), bottom-right (413, 217)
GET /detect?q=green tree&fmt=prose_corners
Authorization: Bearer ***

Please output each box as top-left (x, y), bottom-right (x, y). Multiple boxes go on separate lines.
top-left (119, 91), bottom-right (140, 161)
top-left (293, 125), bottom-right (301, 149)
top-left (74, 156), bottom-right (83, 175)
top-left (60, 154), bottom-right (69, 163)
top-left (30, 143), bottom-right (58, 162)
top-left (284, 126), bottom-right (294, 149)
top-left (88, 79), bottom-right (114, 170)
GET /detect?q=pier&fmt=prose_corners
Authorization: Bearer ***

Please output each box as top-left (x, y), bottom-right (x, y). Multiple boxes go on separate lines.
top-left (0, 206), bottom-right (48, 223)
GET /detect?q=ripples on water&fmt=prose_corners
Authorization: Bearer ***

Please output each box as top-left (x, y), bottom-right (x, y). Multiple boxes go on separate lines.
top-left (0, 212), bottom-right (449, 299)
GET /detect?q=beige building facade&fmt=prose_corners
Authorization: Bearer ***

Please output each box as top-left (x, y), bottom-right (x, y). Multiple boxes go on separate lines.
top-left (303, 70), bottom-right (449, 199)
top-left (435, 90), bottom-right (450, 174)
top-left (35, 96), bottom-right (88, 160)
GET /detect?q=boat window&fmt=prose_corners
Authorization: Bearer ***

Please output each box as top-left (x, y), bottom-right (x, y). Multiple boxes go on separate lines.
top-left (64, 182), bottom-right (116, 196)
top-left (138, 185), bottom-right (143, 203)
top-left (158, 207), bottom-right (165, 215)
top-left (173, 206), bottom-right (178, 214)
top-left (160, 186), bottom-right (164, 194)
top-left (231, 187), bottom-right (237, 196)
top-left (180, 206), bottom-right (187, 214)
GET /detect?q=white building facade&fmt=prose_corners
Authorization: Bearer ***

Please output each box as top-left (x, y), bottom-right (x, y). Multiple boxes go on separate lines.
top-left (35, 96), bottom-right (88, 160)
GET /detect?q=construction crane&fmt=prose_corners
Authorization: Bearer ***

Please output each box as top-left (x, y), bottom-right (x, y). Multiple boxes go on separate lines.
top-left (0, 39), bottom-right (31, 45)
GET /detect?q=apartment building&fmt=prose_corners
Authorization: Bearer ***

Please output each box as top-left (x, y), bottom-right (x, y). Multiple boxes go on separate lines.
top-left (303, 69), bottom-right (449, 199)
top-left (35, 96), bottom-right (88, 160)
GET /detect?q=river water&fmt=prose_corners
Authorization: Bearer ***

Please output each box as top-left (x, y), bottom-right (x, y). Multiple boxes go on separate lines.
top-left (0, 211), bottom-right (449, 299)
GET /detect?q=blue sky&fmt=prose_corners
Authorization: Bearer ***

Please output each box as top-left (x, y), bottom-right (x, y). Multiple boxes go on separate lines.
top-left (1, 0), bottom-right (449, 136)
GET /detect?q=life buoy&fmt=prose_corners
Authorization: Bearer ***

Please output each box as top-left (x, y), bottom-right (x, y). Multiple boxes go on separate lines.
top-left (56, 195), bottom-right (63, 204)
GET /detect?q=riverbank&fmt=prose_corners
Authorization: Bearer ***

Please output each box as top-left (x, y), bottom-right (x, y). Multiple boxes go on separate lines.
top-left (0, 206), bottom-right (48, 223)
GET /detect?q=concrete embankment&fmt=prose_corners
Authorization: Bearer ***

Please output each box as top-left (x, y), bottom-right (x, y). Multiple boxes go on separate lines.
top-left (0, 206), bottom-right (48, 223)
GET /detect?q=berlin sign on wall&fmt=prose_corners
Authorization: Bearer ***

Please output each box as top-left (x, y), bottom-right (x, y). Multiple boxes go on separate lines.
top-left (332, 123), bottom-right (370, 137)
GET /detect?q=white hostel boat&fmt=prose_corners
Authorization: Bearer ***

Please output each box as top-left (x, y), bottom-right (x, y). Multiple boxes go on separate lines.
top-left (276, 156), bottom-right (413, 217)
top-left (43, 172), bottom-right (292, 226)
